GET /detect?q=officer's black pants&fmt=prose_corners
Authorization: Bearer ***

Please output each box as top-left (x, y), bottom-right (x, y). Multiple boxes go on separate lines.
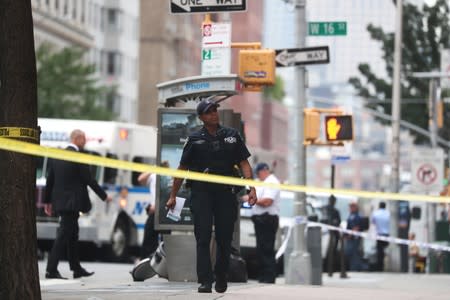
top-left (190, 184), bottom-right (237, 284)
top-left (251, 213), bottom-right (279, 283)
top-left (47, 212), bottom-right (82, 273)
top-left (376, 236), bottom-right (389, 271)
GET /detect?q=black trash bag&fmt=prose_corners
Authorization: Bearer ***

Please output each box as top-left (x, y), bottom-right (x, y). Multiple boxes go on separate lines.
top-left (228, 252), bottom-right (248, 283)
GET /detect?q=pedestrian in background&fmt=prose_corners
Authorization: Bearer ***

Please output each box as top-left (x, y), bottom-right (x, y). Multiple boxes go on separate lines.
top-left (371, 201), bottom-right (390, 271)
top-left (408, 232), bottom-right (420, 273)
top-left (325, 194), bottom-right (341, 277)
top-left (44, 129), bottom-right (112, 280)
top-left (345, 201), bottom-right (363, 271)
top-left (137, 161), bottom-right (170, 260)
top-left (165, 99), bottom-right (257, 294)
top-left (242, 162), bottom-right (280, 283)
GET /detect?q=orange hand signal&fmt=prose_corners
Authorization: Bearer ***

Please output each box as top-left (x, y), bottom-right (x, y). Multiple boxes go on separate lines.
top-left (326, 118), bottom-right (341, 140)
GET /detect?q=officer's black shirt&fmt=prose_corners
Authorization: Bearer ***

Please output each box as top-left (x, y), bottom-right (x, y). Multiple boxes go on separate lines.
top-left (180, 125), bottom-right (250, 177)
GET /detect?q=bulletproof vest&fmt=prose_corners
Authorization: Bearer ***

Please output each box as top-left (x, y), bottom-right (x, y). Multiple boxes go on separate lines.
top-left (189, 127), bottom-right (235, 176)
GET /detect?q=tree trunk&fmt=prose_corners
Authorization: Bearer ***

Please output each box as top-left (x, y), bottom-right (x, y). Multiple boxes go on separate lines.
top-left (0, 0), bottom-right (41, 299)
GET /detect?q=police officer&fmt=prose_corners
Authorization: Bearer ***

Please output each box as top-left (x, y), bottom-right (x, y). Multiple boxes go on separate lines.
top-left (166, 98), bottom-right (257, 294)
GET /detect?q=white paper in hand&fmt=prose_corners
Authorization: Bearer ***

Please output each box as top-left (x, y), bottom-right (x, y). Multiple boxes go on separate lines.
top-left (166, 197), bottom-right (186, 222)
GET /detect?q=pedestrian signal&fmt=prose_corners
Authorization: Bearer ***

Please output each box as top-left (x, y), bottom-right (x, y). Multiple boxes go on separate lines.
top-left (325, 115), bottom-right (353, 141)
top-left (304, 110), bottom-right (320, 141)
top-left (238, 49), bottom-right (276, 86)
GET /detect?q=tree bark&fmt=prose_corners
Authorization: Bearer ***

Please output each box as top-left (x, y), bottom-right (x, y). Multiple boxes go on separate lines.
top-left (0, 0), bottom-right (41, 299)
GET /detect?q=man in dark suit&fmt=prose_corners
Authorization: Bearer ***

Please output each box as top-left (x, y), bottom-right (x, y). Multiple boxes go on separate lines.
top-left (43, 129), bottom-right (112, 279)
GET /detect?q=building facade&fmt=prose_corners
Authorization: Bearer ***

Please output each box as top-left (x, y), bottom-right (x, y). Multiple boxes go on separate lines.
top-left (32, 0), bottom-right (140, 123)
top-left (137, 2), bottom-right (203, 127)
top-left (32, 0), bottom-right (93, 49)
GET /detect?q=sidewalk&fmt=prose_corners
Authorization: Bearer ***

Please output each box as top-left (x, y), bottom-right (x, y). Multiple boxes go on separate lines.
top-left (39, 261), bottom-right (450, 300)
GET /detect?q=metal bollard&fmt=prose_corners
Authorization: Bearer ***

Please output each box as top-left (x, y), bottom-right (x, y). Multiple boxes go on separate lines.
top-left (307, 226), bottom-right (322, 285)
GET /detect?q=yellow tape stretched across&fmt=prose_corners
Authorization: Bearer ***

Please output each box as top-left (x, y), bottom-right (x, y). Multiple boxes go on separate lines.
top-left (0, 137), bottom-right (449, 204)
top-left (0, 127), bottom-right (40, 141)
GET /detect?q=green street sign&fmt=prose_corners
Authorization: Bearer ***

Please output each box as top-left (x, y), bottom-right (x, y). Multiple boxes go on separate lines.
top-left (202, 49), bottom-right (212, 60)
top-left (308, 22), bottom-right (347, 36)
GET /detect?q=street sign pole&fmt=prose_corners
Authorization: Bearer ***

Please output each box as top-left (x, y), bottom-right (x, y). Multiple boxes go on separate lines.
top-left (285, 0), bottom-right (311, 285)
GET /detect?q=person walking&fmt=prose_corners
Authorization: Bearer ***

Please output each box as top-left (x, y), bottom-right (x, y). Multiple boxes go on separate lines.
top-left (137, 161), bottom-right (169, 260)
top-left (43, 129), bottom-right (112, 279)
top-left (165, 98), bottom-right (257, 294)
top-left (371, 201), bottom-right (390, 271)
top-left (243, 162), bottom-right (280, 283)
top-left (345, 201), bottom-right (363, 271)
top-left (325, 194), bottom-right (341, 277)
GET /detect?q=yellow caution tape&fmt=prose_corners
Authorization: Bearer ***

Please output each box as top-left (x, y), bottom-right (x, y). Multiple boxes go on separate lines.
top-left (0, 127), bottom-right (40, 141)
top-left (0, 137), bottom-right (449, 204)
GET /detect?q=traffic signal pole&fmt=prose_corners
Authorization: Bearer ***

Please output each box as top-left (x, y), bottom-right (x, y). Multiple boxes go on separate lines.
top-left (285, 0), bottom-right (312, 285)
top-left (389, 0), bottom-right (403, 272)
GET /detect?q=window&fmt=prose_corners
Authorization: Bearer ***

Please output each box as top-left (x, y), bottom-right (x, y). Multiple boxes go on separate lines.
top-left (131, 156), bottom-right (155, 186)
top-left (108, 9), bottom-right (117, 25)
top-left (106, 8), bottom-right (121, 33)
top-left (105, 51), bottom-right (122, 76)
top-left (83, 150), bottom-right (101, 181)
top-left (104, 153), bottom-right (119, 184)
top-left (36, 156), bottom-right (47, 178)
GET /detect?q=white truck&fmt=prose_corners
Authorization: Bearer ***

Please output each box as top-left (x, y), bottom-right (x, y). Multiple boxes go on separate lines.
top-left (36, 118), bottom-right (157, 261)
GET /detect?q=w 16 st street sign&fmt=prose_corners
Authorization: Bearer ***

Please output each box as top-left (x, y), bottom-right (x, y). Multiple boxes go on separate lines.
top-left (308, 22), bottom-right (347, 36)
top-left (171, 0), bottom-right (246, 14)
top-left (275, 46), bottom-right (330, 67)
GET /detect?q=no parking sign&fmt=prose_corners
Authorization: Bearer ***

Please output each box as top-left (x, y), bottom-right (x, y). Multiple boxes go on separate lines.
top-left (411, 148), bottom-right (444, 194)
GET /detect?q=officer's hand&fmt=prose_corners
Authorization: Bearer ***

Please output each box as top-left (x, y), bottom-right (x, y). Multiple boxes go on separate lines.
top-left (146, 204), bottom-right (155, 214)
top-left (44, 203), bottom-right (52, 216)
top-left (247, 187), bottom-right (257, 206)
top-left (105, 195), bottom-right (113, 202)
top-left (166, 196), bottom-right (176, 210)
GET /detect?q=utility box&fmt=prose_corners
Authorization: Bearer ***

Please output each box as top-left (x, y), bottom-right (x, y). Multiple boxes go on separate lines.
top-left (238, 49), bottom-right (276, 86)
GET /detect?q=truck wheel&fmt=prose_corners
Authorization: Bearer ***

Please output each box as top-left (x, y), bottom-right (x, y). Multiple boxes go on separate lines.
top-left (110, 218), bottom-right (129, 262)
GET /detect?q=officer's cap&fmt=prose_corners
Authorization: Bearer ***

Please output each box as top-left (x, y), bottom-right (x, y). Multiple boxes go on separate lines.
top-left (255, 162), bottom-right (270, 173)
top-left (197, 99), bottom-right (220, 115)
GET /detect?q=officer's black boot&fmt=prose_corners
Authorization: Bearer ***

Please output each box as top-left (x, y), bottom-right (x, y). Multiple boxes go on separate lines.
top-left (198, 283), bottom-right (212, 293)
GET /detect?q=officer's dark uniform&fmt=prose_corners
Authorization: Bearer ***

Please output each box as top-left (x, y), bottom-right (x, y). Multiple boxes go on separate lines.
top-left (180, 124), bottom-right (251, 285)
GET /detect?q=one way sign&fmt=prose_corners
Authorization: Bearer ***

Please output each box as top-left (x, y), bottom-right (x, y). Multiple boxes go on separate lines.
top-left (171, 0), bottom-right (246, 14)
top-left (275, 46), bottom-right (330, 67)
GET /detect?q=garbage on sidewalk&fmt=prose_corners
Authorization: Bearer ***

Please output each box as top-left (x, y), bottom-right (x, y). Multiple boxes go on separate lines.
top-left (131, 242), bottom-right (167, 282)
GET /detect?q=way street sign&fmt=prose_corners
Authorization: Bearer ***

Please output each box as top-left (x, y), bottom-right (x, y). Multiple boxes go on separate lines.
top-left (308, 22), bottom-right (347, 36)
top-left (170, 0), bottom-right (246, 14)
top-left (275, 46), bottom-right (330, 67)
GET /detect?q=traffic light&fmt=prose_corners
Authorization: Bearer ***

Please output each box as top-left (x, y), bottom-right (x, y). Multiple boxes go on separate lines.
top-left (238, 49), bottom-right (276, 86)
top-left (325, 115), bottom-right (353, 141)
top-left (304, 109), bottom-right (320, 141)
